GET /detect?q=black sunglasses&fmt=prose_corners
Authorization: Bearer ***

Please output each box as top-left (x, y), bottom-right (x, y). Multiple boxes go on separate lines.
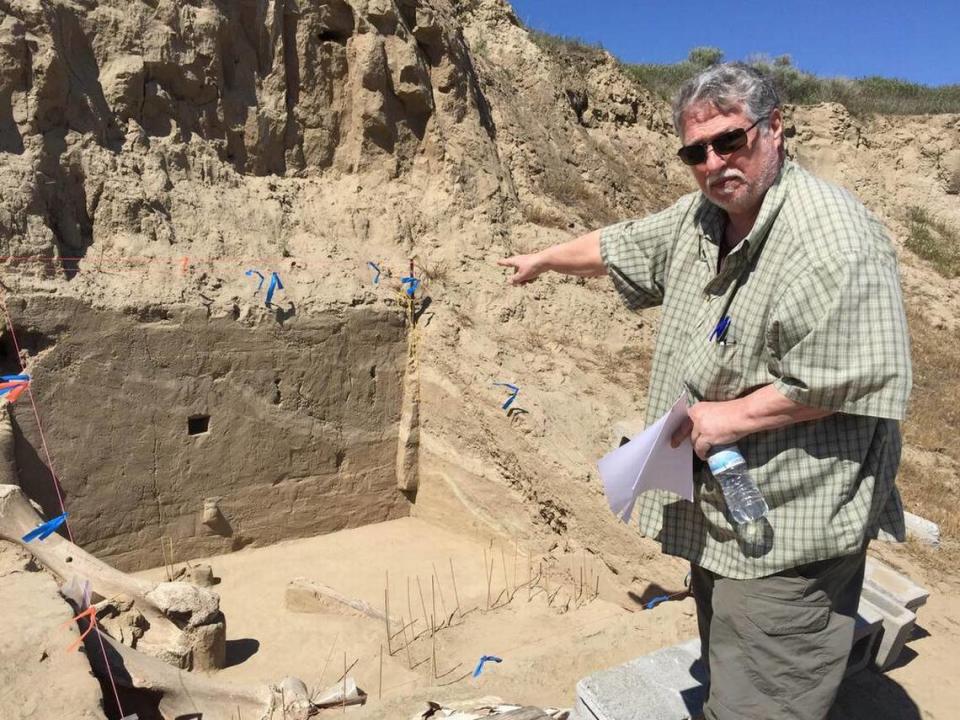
top-left (677, 116), bottom-right (767, 166)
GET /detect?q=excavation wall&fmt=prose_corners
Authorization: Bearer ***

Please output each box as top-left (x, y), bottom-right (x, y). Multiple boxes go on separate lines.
top-left (6, 294), bottom-right (410, 570)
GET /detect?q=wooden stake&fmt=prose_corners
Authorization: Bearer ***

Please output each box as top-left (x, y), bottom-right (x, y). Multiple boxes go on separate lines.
top-left (384, 572), bottom-right (393, 655)
top-left (416, 576), bottom-right (429, 637)
top-left (407, 576), bottom-right (415, 635)
top-left (431, 619), bottom-right (437, 678)
top-left (318, 631), bottom-right (340, 690)
top-left (432, 562), bottom-right (448, 623)
top-left (378, 643), bottom-right (383, 700)
top-left (342, 652), bottom-right (347, 714)
top-left (595, 574), bottom-right (600, 601)
top-left (527, 552), bottom-right (533, 601)
top-left (431, 575), bottom-right (437, 635)
top-left (483, 548), bottom-right (491, 610)
top-left (500, 547), bottom-right (510, 601)
top-left (400, 615), bottom-right (413, 669)
top-left (448, 558), bottom-right (462, 618)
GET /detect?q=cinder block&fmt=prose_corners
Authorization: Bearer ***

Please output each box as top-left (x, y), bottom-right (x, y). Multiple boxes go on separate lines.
top-left (863, 558), bottom-right (930, 613)
top-left (575, 638), bottom-right (706, 720)
top-left (846, 610), bottom-right (883, 677)
top-left (859, 588), bottom-right (917, 671)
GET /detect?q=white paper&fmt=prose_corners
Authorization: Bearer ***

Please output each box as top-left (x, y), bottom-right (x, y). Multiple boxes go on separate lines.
top-left (598, 394), bottom-right (694, 522)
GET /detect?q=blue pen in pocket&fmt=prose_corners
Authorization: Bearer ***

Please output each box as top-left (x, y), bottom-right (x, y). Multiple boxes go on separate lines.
top-left (710, 315), bottom-right (731, 343)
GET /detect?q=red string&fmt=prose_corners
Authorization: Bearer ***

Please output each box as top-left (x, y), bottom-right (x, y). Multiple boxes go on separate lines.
top-left (0, 288), bottom-right (126, 718)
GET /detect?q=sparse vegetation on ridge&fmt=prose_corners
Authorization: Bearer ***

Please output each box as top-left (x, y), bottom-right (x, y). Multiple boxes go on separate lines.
top-left (529, 31), bottom-right (960, 116)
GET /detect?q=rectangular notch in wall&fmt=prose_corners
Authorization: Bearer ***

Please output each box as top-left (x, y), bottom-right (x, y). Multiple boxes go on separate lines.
top-left (188, 415), bottom-right (210, 436)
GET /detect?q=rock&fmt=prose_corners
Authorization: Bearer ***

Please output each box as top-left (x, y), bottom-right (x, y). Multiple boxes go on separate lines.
top-left (145, 581), bottom-right (222, 628)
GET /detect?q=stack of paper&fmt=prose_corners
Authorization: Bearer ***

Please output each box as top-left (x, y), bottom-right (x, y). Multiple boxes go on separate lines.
top-left (598, 395), bottom-right (694, 523)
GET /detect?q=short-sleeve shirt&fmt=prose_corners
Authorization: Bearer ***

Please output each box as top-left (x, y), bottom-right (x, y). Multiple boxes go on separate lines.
top-left (600, 160), bottom-right (912, 579)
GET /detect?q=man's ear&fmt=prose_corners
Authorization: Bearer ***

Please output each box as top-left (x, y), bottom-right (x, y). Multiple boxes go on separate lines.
top-left (768, 108), bottom-right (784, 148)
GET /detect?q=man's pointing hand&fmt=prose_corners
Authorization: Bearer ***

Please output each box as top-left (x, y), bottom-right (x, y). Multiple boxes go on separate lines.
top-left (497, 253), bottom-right (546, 285)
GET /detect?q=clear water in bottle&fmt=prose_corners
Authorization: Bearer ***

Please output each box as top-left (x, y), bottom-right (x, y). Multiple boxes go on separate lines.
top-left (706, 445), bottom-right (769, 524)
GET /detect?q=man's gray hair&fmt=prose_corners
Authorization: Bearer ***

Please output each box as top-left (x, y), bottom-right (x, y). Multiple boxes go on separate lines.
top-left (672, 63), bottom-right (781, 137)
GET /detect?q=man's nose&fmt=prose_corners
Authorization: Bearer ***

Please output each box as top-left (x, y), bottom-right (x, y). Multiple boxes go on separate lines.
top-left (703, 145), bottom-right (727, 173)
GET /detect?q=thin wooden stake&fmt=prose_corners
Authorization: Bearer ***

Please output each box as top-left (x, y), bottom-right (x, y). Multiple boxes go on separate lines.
top-left (431, 575), bottom-right (437, 635)
top-left (527, 552), bottom-right (533, 601)
top-left (432, 562), bottom-right (448, 623)
top-left (595, 573), bottom-right (600, 600)
top-left (416, 576), bottom-right (429, 636)
top-left (400, 615), bottom-right (413, 669)
top-left (384, 572), bottom-right (393, 655)
top-left (449, 558), bottom-right (462, 618)
top-left (500, 547), bottom-right (510, 601)
top-left (483, 548), bottom-right (491, 610)
top-left (407, 576), bottom-right (415, 634)
top-left (318, 631), bottom-right (340, 691)
top-left (342, 652), bottom-right (347, 714)
top-left (378, 643), bottom-right (383, 700)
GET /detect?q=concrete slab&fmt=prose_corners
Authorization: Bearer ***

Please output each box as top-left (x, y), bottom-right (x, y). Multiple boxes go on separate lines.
top-left (864, 558), bottom-right (930, 613)
top-left (574, 638), bottom-right (706, 720)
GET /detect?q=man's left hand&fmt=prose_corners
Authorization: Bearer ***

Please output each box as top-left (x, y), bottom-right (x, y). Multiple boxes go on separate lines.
top-left (671, 400), bottom-right (747, 460)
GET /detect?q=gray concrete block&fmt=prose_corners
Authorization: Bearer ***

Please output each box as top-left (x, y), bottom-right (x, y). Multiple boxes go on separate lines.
top-left (877, 511), bottom-right (941, 547)
top-left (863, 558), bottom-right (930, 613)
top-left (846, 610), bottom-right (883, 677)
top-left (859, 589), bottom-right (917, 671)
top-left (575, 638), bottom-right (706, 720)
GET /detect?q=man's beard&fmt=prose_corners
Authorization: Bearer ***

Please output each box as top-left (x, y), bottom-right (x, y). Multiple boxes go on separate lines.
top-left (706, 148), bottom-right (781, 215)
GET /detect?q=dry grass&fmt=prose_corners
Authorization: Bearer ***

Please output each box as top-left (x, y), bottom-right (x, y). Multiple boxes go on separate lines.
top-left (898, 310), bottom-right (960, 570)
top-left (521, 202), bottom-right (568, 229)
top-left (904, 206), bottom-right (960, 278)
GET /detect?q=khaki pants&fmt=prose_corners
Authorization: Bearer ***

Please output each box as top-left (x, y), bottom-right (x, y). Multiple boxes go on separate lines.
top-left (692, 549), bottom-right (866, 720)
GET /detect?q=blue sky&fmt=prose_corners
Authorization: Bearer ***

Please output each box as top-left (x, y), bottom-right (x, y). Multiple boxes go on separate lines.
top-left (509, 0), bottom-right (958, 87)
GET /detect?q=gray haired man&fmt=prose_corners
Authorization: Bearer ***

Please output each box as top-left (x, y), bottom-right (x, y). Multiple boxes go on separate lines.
top-left (499, 64), bottom-right (912, 720)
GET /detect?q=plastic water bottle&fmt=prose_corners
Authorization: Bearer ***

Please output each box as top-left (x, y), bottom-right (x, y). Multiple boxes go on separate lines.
top-left (706, 445), bottom-right (768, 525)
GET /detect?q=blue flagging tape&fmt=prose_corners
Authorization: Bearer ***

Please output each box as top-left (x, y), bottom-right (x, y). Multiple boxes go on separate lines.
top-left (265, 272), bottom-right (284, 306)
top-left (400, 276), bottom-right (420, 297)
top-left (472, 655), bottom-right (503, 677)
top-left (367, 262), bottom-right (381, 285)
top-left (493, 382), bottom-right (519, 410)
top-left (22, 512), bottom-right (68, 543)
top-left (245, 269), bottom-right (265, 292)
top-left (1, 374), bottom-right (29, 382)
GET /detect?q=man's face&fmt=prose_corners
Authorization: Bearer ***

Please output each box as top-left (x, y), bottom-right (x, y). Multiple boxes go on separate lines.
top-left (680, 102), bottom-right (783, 217)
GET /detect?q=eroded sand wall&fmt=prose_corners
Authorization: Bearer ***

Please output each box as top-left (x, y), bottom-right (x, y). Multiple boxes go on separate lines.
top-left (5, 294), bottom-right (410, 571)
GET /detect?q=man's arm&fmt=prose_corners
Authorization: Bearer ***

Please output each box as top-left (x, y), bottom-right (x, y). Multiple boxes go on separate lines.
top-left (498, 229), bottom-right (605, 284)
top-left (671, 384), bottom-right (834, 460)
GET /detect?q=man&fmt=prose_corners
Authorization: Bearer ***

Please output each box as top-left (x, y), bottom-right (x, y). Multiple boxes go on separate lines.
top-left (498, 63), bottom-right (912, 720)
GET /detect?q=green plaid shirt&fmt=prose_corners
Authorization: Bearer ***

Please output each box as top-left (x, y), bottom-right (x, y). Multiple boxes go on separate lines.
top-left (600, 161), bottom-right (912, 579)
